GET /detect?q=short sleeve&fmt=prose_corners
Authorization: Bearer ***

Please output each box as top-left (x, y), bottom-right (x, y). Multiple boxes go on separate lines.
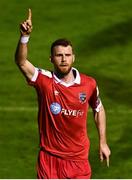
top-left (27, 67), bottom-right (40, 87)
top-left (89, 86), bottom-right (102, 112)
top-left (27, 67), bottom-right (52, 87)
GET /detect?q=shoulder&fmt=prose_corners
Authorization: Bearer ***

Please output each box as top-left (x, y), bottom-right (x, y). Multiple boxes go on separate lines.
top-left (30, 68), bottom-right (53, 84)
top-left (80, 73), bottom-right (96, 87)
top-left (38, 68), bottom-right (53, 78)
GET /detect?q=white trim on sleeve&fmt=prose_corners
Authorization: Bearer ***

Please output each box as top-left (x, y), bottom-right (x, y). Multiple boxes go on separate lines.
top-left (41, 69), bottom-right (52, 78)
top-left (31, 68), bottom-right (39, 82)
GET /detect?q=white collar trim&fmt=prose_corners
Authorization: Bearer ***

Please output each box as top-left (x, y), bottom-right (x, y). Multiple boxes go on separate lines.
top-left (53, 68), bottom-right (80, 87)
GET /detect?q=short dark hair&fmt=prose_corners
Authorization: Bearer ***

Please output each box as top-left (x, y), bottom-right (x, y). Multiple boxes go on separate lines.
top-left (51, 38), bottom-right (73, 55)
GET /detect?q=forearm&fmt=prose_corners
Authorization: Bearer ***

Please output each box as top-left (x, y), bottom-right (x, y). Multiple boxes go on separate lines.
top-left (94, 105), bottom-right (107, 144)
top-left (94, 105), bottom-right (111, 165)
top-left (15, 36), bottom-right (29, 66)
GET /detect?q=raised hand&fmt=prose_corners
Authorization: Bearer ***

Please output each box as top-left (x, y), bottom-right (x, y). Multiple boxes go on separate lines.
top-left (20, 9), bottom-right (33, 36)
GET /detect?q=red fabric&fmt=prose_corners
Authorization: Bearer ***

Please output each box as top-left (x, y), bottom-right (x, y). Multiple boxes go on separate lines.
top-left (28, 70), bottom-right (97, 160)
top-left (37, 150), bottom-right (91, 179)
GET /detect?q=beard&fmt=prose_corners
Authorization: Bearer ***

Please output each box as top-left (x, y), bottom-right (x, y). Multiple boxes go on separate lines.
top-left (54, 65), bottom-right (72, 77)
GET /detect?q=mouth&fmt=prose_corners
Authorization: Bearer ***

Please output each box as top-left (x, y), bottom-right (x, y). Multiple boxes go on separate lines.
top-left (60, 64), bottom-right (69, 67)
top-left (55, 65), bottom-right (72, 75)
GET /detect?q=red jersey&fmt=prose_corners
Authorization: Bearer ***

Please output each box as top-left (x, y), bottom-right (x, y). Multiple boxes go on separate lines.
top-left (28, 67), bottom-right (102, 160)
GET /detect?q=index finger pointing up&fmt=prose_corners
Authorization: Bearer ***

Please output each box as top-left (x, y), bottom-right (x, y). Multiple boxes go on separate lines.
top-left (28, 8), bottom-right (32, 20)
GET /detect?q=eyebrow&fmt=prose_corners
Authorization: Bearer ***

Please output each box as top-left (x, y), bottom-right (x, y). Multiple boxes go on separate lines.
top-left (55, 53), bottom-right (72, 56)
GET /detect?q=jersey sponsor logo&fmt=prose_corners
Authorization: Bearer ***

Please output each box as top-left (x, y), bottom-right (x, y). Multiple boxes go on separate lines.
top-left (61, 108), bottom-right (84, 117)
top-left (50, 102), bottom-right (84, 117)
top-left (50, 102), bottom-right (62, 115)
top-left (79, 92), bottom-right (87, 103)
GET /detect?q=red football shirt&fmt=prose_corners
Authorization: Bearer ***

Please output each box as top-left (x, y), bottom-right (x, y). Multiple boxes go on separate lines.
top-left (28, 67), bottom-right (102, 160)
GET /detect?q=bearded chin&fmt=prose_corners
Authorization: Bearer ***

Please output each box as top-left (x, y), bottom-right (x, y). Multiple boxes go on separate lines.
top-left (55, 66), bottom-right (72, 76)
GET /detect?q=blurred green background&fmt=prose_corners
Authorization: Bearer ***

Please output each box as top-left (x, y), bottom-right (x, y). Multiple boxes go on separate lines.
top-left (0, 0), bottom-right (132, 178)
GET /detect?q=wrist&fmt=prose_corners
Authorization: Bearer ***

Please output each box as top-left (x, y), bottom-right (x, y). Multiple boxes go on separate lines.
top-left (100, 140), bottom-right (107, 146)
top-left (20, 35), bottom-right (30, 44)
top-left (99, 136), bottom-right (107, 144)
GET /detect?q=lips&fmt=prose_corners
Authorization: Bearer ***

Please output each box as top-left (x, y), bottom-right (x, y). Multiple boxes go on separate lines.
top-left (60, 64), bottom-right (68, 66)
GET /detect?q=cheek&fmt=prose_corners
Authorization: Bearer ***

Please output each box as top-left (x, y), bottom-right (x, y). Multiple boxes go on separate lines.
top-left (52, 59), bottom-right (60, 66)
top-left (69, 58), bottom-right (74, 64)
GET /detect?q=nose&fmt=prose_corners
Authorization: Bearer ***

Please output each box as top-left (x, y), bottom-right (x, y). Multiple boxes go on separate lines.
top-left (62, 54), bottom-right (66, 62)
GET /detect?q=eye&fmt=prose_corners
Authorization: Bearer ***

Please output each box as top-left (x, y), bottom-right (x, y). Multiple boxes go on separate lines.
top-left (65, 54), bottom-right (72, 57)
top-left (55, 54), bottom-right (62, 57)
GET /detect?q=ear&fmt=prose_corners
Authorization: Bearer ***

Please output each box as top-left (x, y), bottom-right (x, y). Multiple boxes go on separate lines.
top-left (50, 56), bottom-right (53, 63)
top-left (72, 54), bottom-right (75, 63)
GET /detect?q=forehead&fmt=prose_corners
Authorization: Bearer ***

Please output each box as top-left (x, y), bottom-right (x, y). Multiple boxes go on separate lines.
top-left (53, 45), bottom-right (73, 54)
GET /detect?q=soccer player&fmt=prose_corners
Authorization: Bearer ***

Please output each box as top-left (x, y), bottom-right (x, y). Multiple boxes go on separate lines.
top-left (15, 9), bottom-right (111, 179)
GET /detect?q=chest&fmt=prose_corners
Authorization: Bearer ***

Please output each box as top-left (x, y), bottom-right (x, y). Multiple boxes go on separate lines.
top-left (39, 78), bottom-right (94, 107)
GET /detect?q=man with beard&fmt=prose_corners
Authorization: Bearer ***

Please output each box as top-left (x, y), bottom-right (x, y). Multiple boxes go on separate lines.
top-left (15, 9), bottom-right (111, 179)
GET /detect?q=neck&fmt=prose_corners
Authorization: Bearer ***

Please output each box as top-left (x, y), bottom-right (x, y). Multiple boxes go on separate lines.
top-left (54, 69), bottom-right (75, 83)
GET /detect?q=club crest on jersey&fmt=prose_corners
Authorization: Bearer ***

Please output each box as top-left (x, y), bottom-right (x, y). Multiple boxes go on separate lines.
top-left (79, 92), bottom-right (87, 103)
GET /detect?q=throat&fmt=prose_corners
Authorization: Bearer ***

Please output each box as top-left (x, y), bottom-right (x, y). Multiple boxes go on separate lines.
top-left (55, 70), bottom-right (76, 84)
top-left (62, 75), bottom-right (75, 84)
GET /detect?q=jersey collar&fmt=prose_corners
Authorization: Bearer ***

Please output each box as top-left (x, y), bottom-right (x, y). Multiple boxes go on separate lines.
top-left (53, 67), bottom-right (81, 87)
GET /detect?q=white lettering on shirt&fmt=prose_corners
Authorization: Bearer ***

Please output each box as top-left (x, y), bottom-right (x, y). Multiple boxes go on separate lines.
top-left (61, 108), bottom-right (84, 117)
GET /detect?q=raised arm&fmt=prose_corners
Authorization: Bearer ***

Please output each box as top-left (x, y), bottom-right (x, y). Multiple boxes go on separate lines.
top-left (94, 105), bottom-right (111, 167)
top-left (15, 9), bottom-right (35, 80)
